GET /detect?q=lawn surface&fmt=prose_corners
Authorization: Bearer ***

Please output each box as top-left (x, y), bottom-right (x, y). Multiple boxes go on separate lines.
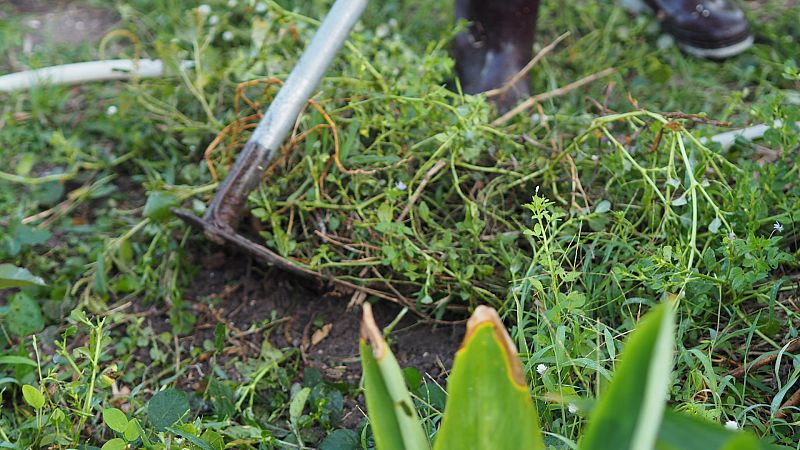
top-left (1, 0), bottom-right (799, 448)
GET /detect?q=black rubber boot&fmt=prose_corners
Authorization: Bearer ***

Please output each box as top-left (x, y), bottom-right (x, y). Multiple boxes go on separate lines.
top-left (453, 0), bottom-right (540, 112)
top-left (622, 0), bottom-right (753, 59)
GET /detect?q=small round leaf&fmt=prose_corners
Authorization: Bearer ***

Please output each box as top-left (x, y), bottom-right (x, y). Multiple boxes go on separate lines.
top-left (102, 407), bottom-right (129, 433)
top-left (124, 419), bottom-right (141, 441)
top-left (595, 200), bottom-right (612, 214)
top-left (101, 438), bottom-right (127, 450)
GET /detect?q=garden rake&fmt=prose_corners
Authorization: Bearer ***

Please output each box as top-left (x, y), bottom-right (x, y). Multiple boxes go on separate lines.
top-left (174, 0), bottom-right (369, 279)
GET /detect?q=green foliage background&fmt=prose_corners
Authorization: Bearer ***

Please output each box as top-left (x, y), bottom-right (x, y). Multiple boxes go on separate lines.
top-left (0, 0), bottom-right (798, 448)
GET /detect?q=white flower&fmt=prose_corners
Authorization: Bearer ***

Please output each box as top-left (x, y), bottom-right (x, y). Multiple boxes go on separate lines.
top-left (774, 221), bottom-right (784, 233)
top-left (376, 24), bottom-right (390, 39)
top-left (395, 181), bottom-right (407, 191)
top-left (728, 231), bottom-right (736, 240)
top-left (536, 364), bottom-right (547, 375)
top-left (222, 31), bottom-right (234, 41)
top-left (255, 2), bottom-right (267, 13)
top-left (227, 0), bottom-right (237, 6)
top-left (106, 105), bottom-right (118, 116)
top-left (568, 403), bottom-right (578, 414)
top-left (197, 4), bottom-right (211, 15)
top-left (208, 15), bottom-right (219, 25)
top-left (656, 34), bottom-right (674, 51)
top-left (724, 420), bottom-right (738, 430)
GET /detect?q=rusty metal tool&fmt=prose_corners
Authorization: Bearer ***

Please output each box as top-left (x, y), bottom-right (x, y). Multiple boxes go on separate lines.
top-left (174, 0), bottom-right (368, 275)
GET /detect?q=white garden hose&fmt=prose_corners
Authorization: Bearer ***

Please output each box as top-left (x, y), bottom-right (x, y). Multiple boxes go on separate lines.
top-left (702, 120), bottom-right (800, 151)
top-left (0, 59), bottom-right (192, 92)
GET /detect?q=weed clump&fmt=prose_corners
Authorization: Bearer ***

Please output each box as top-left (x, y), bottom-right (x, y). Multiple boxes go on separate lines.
top-left (201, 4), bottom-right (799, 326)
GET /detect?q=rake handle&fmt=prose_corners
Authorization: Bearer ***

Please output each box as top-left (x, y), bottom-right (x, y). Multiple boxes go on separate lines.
top-left (204, 0), bottom-right (369, 233)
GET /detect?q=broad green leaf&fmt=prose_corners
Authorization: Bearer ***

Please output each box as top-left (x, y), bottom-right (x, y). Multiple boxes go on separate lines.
top-left (101, 438), bottom-right (127, 450)
top-left (102, 407), bottom-right (128, 433)
top-left (5, 292), bottom-right (45, 336)
top-left (148, 389), bottom-right (189, 431)
top-left (581, 302), bottom-right (675, 450)
top-left (0, 264), bottom-right (46, 289)
top-left (360, 303), bottom-right (430, 450)
top-left (656, 410), bottom-right (790, 450)
top-left (16, 224), bottom-right (51, 245)
top-left (433, 306), bottom-right (545, 450)
top-left (22, 384), bottom-right (45, 409)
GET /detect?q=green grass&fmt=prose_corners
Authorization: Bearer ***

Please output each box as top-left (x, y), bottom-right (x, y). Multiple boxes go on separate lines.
top-left (0, 0), bottom-right (799, 448)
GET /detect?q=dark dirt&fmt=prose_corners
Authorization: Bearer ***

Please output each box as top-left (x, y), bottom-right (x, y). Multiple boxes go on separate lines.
top-left (141, 247), bottom-right (464, 428)
top-left (175, 248), bottom-right (464, 383)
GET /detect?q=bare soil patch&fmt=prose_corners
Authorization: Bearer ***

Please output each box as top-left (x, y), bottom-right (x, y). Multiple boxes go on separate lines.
top-left (173, 249), bottom-right (464, 385)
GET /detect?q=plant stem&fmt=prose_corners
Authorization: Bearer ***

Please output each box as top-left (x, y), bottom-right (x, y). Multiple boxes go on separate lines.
top-left (75, 318), bottom-right (105, 442)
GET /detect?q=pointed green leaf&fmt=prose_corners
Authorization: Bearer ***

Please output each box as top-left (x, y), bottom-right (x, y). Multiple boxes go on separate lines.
top-left (433, 306), bottom-right (545, 450)
top-left (582, 302), bottom-right (675, 450)
top-left (360, 304), bottom-right (430, 450)
top-left (0, 264), bottom-right (46, 289)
